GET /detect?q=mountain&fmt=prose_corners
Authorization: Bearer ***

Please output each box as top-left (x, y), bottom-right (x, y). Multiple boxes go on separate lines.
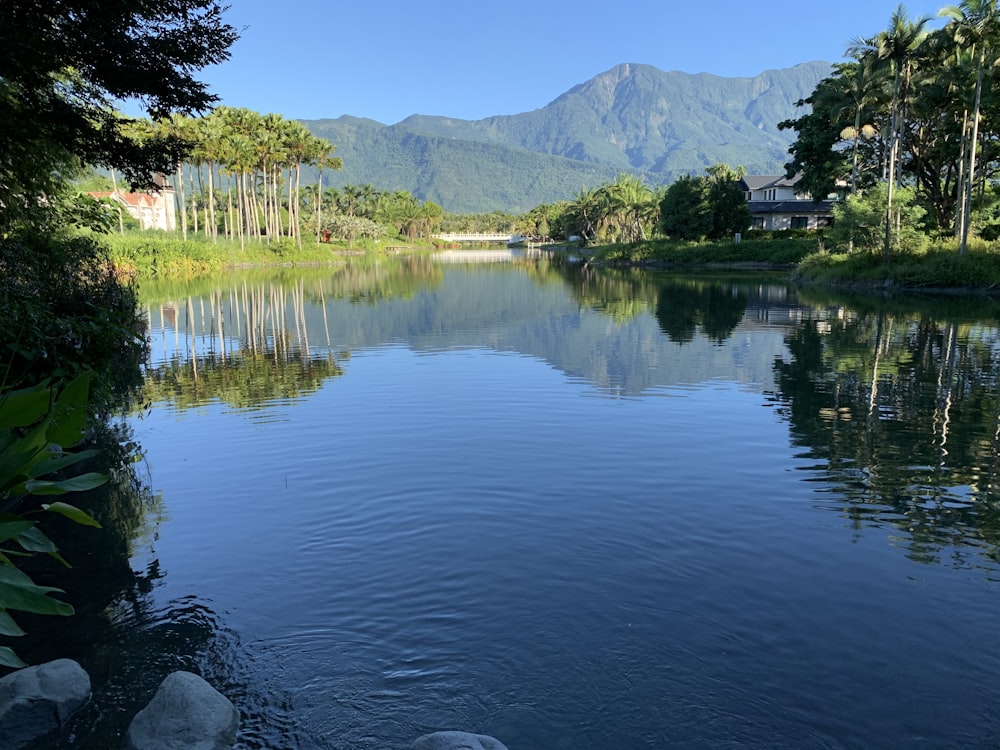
top-left (302, 61), bottom-right (830, 213)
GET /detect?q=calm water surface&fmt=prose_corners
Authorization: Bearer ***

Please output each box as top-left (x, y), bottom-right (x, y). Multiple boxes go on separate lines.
top-left (43, 254), bottom-right (1000, 748)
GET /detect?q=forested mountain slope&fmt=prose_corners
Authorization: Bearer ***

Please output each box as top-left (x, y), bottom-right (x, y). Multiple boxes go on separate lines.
top-left (303, 61), bottom-right (830, 213)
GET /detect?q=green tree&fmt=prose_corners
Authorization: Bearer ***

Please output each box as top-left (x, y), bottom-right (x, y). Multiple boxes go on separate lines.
top-left (659, 165), bottom-right (749, 241)
top-left (704, 163), bottom-right (751, 239)
top-left (0, 0), bottom-right (237, 223)
top-left (940, 0), bottom-right (1000, 254)
top-left (660, 175), bottom-right (710, 240)
top-left (849, 5), bottom-right (931, 259)
top-left (828, 183), bottom-right (927, 255)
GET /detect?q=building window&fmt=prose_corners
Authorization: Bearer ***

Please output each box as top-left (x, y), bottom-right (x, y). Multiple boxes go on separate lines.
top-left (791, 216), bottom-right (809, 229)
top-left (752, 217), bottom-right (765, 229)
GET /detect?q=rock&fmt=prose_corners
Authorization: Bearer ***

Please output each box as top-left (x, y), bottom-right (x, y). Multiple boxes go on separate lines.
top-left (125, 671), bottom-right (238, 750)
top-left (412, 730), bottom-right (510, 750)
top-left (0, 658), bottom-right (91, 750)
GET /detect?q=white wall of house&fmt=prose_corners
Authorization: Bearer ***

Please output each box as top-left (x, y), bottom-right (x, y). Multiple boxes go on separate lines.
top-left (745, 184), bottom-right (801, 202)
top-left (751, 213), bottom-right (832, 231)
top-left (101, 189), bottom-right (177, 231)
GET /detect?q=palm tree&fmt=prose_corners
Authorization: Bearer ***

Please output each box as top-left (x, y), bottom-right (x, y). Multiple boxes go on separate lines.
top-left (601, 174), bottom-right (655, 243)
top-left (573, 187), bottom-right (606, 243)
top-left (311, 143), bottom-right (342, 244)
top-left (940, 0), bottom-right (1000, 253)
top-left (850, 5), bottom-right (931, 259)
top-left (193, 113), bottom-right (226, 242)
top-left (159, 113), bottom-right (194, 239)
top-left (832, 60), bottom-right (882, 195)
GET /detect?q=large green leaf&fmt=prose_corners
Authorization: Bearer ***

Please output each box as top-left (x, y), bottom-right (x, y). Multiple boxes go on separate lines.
top-left (24, 472), bottom-right (108, 495)
top-left (42, 502), bottom-right (102, 528)
top-left (0, 564), bottom-right (73, 616)
top-left (55, 372), bottom-right (93, 409)
top-left (0, 646), bottom-right (27, 669)
top-left (0, 608), bottom-right (25, 637)
top-left (29, 448), bottom-right (101, 478)
top-left (46, 373), bottom-right (93, 447)
top-left (0, 519), bottom-right (35, 544)
top-left (0, 386), bottom-right (51, 428)
top-left (0, 444), bottom-right (47, 491)
top-left (14, 526), bottom-right (57, 554)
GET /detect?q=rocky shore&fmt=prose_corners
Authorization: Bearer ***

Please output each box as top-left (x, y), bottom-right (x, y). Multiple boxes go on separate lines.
top-left (0, 660), bottom-right (509, 750)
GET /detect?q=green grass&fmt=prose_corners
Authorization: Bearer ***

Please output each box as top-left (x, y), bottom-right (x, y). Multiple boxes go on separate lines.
top-left (796, 240), bottom-right (1000, 290)
top-left (588, 233), bottom-right (1000, 291)
top-left (591, 236), bottom-right (819, 266)
top-left (105, 230), bottom-right (432, 278)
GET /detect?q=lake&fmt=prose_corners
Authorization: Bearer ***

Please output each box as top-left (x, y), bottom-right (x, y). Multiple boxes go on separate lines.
top-left (36, 252), bottom-right (1000, 749)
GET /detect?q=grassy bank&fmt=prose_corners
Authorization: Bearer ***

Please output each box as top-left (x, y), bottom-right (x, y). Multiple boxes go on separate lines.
top-left (105, 231), bottom-right (433, 277)
top-left (590, 236), bottom-right (818, 266)
top-left (794, 242), bottom-right (1000, 292)
top-left (587, 233), bottom-right (1000, 292)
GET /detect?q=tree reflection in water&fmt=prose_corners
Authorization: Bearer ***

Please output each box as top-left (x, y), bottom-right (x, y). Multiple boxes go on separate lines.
top-left (771, 294), bottom-right (1000, 567)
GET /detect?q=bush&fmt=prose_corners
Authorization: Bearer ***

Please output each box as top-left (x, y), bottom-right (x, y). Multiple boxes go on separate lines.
top-left (828, 185), bottom-right (927, 256)
top-left (0, 230), bottom-right (146, 413)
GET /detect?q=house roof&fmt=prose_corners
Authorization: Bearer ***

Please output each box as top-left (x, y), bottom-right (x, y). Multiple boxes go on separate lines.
top-left (87, 190), bottom-right (159, 207)
top-left (748, 200), bottom-right (835, 215)
top-left (739, 174), bottom-right (803, 191)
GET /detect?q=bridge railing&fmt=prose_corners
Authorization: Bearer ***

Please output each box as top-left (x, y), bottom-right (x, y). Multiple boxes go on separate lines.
top-left (432, 232), bottom-right (513, 242)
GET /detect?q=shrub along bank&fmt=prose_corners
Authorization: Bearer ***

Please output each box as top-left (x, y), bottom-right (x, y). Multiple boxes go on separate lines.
top-left (588, 233), bottom-right (1000, 292)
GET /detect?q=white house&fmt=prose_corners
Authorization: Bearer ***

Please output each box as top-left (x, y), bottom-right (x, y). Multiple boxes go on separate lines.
top-left (739, 174), bottom-right (835, 231)
top-left (89, 182), bottom-right (177, 231)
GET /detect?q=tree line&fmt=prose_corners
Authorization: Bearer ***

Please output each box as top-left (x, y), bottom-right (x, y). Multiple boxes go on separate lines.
top-left (781, 0), bottom-right (1000, 256)
top-left (113, 109), bottom-right (444, 248)
top-left (496, 168), bottom-right (751, 245)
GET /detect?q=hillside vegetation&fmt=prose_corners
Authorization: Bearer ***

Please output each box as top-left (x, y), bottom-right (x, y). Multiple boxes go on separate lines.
top-left (302, 62), bottom-right (831, 212)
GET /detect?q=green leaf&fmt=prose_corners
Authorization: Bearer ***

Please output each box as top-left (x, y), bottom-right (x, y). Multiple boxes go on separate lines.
top-left (0, 519), bottom-right (35, 544)
top-left (0, 386), bottom-right (51, 428)
top-left (0, 608), bottom-right (25, 637)
top-left (29, 448), bottom-right (101, 479)
top-left (24, 472), bottom-right (108, 495)
top-left (56, 372), bottom-right (94, 409)
top-left (0, 565), bottom-right (73, 616)
top-left (41, 373), bottom-right (95, 448)
top-left (45, 406), bottom-right (87, 449)
top-left (42, 502), bottom-right (101, 528)
top-left (14, 526), bottom-right (57, 554)
top-left (0, 450), bottom-right (37, 493)
top-left (0, 646), bottom-right (27, 669)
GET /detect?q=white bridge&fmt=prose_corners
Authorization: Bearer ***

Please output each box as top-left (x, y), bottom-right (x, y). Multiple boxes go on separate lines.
top-left (433, 232), bottom-right (514, 243)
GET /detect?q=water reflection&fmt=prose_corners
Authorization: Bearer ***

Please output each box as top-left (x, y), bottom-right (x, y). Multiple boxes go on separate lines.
top-left (108, 260), bottom-right (1000, 748)
top-left (140, 263), bottom-right (793, 404)
top-left (138, 260), bottom-right (1000, 570)
top-left (769, 295), bottom-right (1000, 567)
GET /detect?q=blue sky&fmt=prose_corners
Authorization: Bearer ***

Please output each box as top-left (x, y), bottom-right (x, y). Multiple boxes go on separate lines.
top-left (200, 1), bottom-right (944, 124)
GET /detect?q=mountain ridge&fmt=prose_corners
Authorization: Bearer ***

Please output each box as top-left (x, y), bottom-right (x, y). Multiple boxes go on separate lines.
top-left (302, 61), bottom-right (830, 213)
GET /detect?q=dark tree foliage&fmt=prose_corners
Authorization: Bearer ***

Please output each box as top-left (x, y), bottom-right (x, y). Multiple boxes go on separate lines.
top-left (659, 175), bottom-right (710, 240)
top-left (778, 79), bottom-right (851, 203)
top-left (0, 0), bottom-right (238, 212)
top-left (706, 175), bottom-right (752, 240)
top-left (0, 230), bottom-right (147, 411)
top-left (660, 167), bottom-right (750, 241)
